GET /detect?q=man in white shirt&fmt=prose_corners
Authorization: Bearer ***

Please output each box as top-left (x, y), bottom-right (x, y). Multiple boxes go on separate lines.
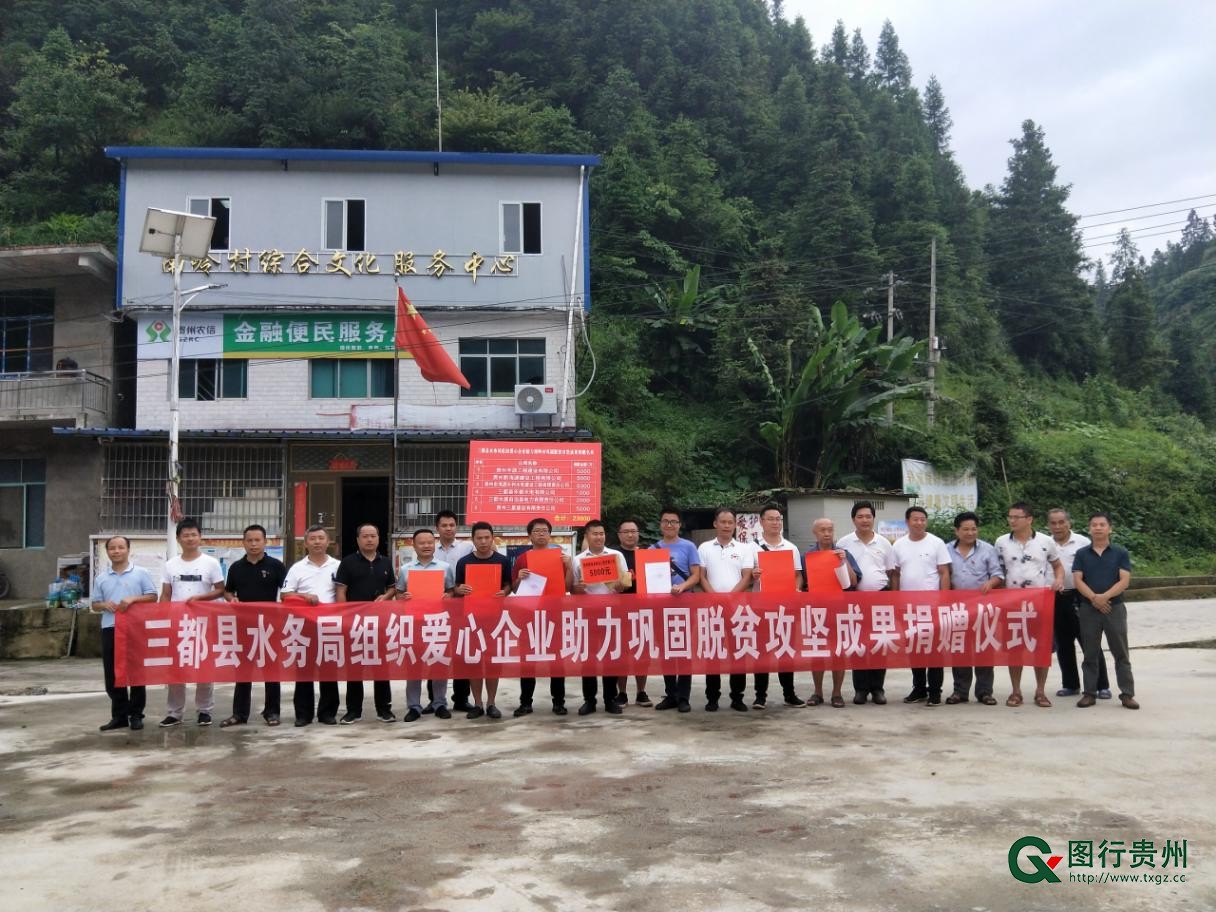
top-left (995, 502), bottom-right (1064, 708)
top-left (698, 508), bottom-right (755, 712)
top-left (283, 524), bottom-right (341, 726)
top-left (1047, 508), bottom-right (1110, 699)
top-left (838, 501), bottom-right (896, 704)
top-left (572, 519), bottom-right (629, 715)
top-left (434, 510), bottom-right (474, 710)
top-left (891, 506), bottom-right (951, 705)
top-left (749, 504), bottom-right (805, 707)
top-left (158, 518), bottom-right (225, 727)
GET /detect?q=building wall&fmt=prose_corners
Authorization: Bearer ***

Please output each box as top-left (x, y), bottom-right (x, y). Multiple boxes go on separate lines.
top-left (134, 311), bottom-right (573, 430)
top-left (118, 159), bottom-right (588, 312)
top-left (786, 493), bottom-right (914, 546)
top-left (0, 428), bottom-right (101, 599)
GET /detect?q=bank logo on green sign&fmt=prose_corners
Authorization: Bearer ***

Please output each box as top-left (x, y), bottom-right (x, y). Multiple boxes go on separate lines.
top-left (222, 314), bottom-right (395, 357)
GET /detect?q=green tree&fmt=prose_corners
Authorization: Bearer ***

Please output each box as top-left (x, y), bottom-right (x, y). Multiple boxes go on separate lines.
top-left (1106, 246), bottom-right (1164, 391)
top-left (1163, 318), bottom-right (1215, 422)
top-left (986, 120), bottom-right (1098, 377)
top-left (749, 301), bottom-right (926, 488)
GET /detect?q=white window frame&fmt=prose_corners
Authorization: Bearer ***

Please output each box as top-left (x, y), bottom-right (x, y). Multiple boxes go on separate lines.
top-left (322, 198), bottom-right (367, 252)
top-left (187, 196), bottom-right (231, 251)
top-left (499, 201), bottom-right (543, 256)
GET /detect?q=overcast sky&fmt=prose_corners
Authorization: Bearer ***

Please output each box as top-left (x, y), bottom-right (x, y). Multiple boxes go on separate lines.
top-left (785, 0), bottom-right (1216, 268)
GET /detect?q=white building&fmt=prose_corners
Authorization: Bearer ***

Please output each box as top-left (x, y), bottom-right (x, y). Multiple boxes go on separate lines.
top-left (65, 147), bottom-right (597, 559)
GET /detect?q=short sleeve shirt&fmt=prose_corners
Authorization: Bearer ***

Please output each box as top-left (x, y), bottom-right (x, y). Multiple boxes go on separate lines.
top-left (891, 533), bottom-right (951, 591)
top-left (1052, 532), bottom-right (1091, 590)
top-left (334, 552), bottom-right (396, 601)
top-left (837, 531), bottom-right (895, 592)
top-left (225, 555), bottom-right (287, 602)
top-left (454, 551), bottom-right (512, 591)
top-left (650, 538), bottom-right (701, 585)
top-left (995, 532), bottom-right (1060, 588)
top-left (162, 554), bottom-right (225, 601)
top-left (947, 539), bottom-right (1003, 590)
top-left (1072, 543), bottom-right (1132, 598)
top-left (435, 539), bottom-right (474, 566)
top-left (697, 538), bottom-right (755, 592)
top-left (95, 564), bottom-right (157, 629)
top-left (284, 555), bottom-right (340, 604)
top-left (397, 558), bottom-right (455, 592)
top-left (573, 547), bottom-right (629, 594)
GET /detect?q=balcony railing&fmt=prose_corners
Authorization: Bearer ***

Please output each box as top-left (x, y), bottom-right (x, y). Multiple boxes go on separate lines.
top-left (0, 369), bottom-right (111, 427)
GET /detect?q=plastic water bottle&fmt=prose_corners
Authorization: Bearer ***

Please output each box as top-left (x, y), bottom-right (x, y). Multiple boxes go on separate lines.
top-left (46, 580), bottom-right (61, 609)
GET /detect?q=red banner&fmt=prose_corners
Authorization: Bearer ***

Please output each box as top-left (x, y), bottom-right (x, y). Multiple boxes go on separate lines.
top-left (115, 589), bottom-right (1053, 686)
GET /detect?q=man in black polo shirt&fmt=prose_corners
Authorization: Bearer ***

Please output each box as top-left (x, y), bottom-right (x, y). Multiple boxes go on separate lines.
top-left (1072, 512), bottom-right (1138, 710)
top-left (335, 523), bottom-right (398, 723)
top-left (221, 524), bottom-right (288, 727)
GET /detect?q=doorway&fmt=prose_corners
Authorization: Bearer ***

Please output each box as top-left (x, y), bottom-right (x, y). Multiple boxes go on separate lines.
top-left (340, 476), bottom-right (391, 558)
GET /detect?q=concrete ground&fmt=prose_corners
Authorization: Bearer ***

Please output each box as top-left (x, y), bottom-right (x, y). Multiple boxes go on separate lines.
top-left (1, 600), bottom-right (1213, 912)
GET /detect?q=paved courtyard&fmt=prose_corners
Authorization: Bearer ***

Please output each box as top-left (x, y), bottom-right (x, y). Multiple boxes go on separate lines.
top-left (1, 600), bottom-right (1213, 912)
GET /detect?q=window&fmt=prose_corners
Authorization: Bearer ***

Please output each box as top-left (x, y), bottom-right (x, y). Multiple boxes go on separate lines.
top-left (188, 197), bottom-right (231, 250)
top-left (0, 458), bottom-right (46, 548)
top-left (179, 359), bottom-right (247, 400)
top-left (0, 290), bottom-right (54, 374)
top-left (458, 338), bottom-right (545, 398)
top-left (310, 359), bottom-right (393, 398)
top-left (324, 199), bottom-right (366, 251)
top-left (501, 202), bottom-right (542, 255)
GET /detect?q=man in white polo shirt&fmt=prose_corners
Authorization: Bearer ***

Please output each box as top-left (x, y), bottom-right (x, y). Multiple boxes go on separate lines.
top-left (698, 507), bottom-right (755, 712)
top-left (283, 524), bottom-right (341, 726)
top-left (890, 506), bottom-right (951, 706)
top-left (572, 518), bottom-right (629, 716)
top-left (749, 504), bottom-right (805, 707)
top-left (995, 502), bottom-right (1063, 708)
top-left (838, 501), bottom-right (896, 704)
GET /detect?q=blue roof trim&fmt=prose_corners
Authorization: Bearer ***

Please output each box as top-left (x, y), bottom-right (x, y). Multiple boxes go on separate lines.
top-left (105, 146), bottom-right (600, 168)
top-left (53, 426), bottom-right (594, 441)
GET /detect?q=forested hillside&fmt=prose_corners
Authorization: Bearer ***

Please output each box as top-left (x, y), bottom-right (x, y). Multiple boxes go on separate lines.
top-left (3, 1), bottom-right (1214, 568)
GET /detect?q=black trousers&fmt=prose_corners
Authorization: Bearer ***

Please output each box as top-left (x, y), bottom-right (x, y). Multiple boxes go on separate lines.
top-left (519, 677), bottom-right (566, 706)
top-left (705, 673), bottom-right (747, 703)
top-left (1054, 590), bottom-right (1108, 691)
top-left (663, 674), bottom-right (692, 701)
top-left (102, 627), bottom-right (146, 720)
top-left (912, 667), bottom-right (944, 695)
top-left (852, 668), bottom-right (887, 695)
top-left (232, 682), bottom-right (281, 721)
top-left (753, 671), bottom-right (798, 700)
top-left (437, 678), bottom-right (472, 707)
top-left (581, 676), bottom-right (619, 705)
top-left (294, 681), bottom-right (340, 721)
top-left (345, 680), bottom-right (392, 716)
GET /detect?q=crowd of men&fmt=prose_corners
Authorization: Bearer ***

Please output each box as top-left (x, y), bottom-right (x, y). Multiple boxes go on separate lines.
top-left (90, 501), bottom-right (1139, 733)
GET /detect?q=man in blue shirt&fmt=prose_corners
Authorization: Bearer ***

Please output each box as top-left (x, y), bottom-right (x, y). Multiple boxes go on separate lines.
top-left (396, 527), bottom-right (456, 722)
top-left (651, 508), bottom-right (701, 713)
top-left (93, 535), bottom-right (157, 732)
top-left (945, 512), bottom-right (1004, 706)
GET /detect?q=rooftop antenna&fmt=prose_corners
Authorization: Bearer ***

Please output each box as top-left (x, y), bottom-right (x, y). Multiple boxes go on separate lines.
top-left (435, 8), bottom-right (443, 152)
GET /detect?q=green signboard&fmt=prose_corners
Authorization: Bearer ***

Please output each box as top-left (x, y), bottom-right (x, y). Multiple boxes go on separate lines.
top-left (222, 313), bottom-right (397, 358)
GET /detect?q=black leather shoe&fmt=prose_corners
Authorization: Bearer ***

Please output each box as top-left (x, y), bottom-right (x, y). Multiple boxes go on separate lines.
top-left (434, 706), bottom-right (452, 719)
top-left (403, 708), bottom-right (422, 722)
top-left (129, 717), bottom-right (144, 731)
top-left (577, 702), bottom-right (596, 716)
top-left (783, 694), bottom-right (806, 707)
top-left (677, 699), bottom-right (691, 713)
top-left (655, 696), bottom-right (679, 711)
top-left (552, 703), bottom-right (568, 716)
top-left (605, 700), bottom-right (622, 714)
top-left (294, 718), bottom-right (313, 727)
top-left (466, 706), bottom-right (485, 720)
top-left (730, 699), bottom-right (749, 712)
top-left (99, 718), bottom-right (128, 733)
top-left (903, 690), bottom-right (928, 704)
top-left (872, 690), bottom-right (887, 705)
top-left (318, 715), bottom-right (338, 725)
top-left (513, 704), bottom-right (533, 718)
top-left (705, 700), bottom-right (720, 712)
top-left (853, 692), bottom-right (867, 705)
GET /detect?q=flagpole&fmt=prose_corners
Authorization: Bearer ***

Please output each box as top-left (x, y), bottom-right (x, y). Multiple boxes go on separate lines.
top-left (392, 284), bottom-right (400, 528)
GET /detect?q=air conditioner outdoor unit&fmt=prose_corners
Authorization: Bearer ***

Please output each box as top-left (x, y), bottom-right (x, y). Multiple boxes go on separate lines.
top-left (514, 383), bottom-right (558, 415)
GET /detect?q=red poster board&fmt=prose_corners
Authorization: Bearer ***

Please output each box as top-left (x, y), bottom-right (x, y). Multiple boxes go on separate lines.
top-left (406, 569), bottom-right (445, 600)
top-left (805, 551), bottom-right (846, 594)
top-left (520, 548), bottom-right (567, 595)
top-left (466, 441), bottom-right (601, 526)
top-left (757, 549), bottom-right (797, 593)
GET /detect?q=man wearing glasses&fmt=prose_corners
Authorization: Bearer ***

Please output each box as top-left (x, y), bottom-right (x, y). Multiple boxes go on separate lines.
top-left (651, 508), bottom-right (701, 713)
top-left (994, 502), bottom-right (1064, 708)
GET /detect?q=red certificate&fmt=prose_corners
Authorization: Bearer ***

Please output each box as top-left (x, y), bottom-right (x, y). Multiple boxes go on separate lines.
top-left (757, 549), bottom-right (797, 593)
top-left (465, 563), bottom-right (504, 598)
top-left (407, 569), bottom-right (445, 600)
top-left (580, 554), bottom-right (619, 584)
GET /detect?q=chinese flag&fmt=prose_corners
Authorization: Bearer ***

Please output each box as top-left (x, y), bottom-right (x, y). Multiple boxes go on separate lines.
top-left (394, 287), bottom-right (471, 388)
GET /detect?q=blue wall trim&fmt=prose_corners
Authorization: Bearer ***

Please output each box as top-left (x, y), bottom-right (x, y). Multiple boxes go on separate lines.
top-left (105, 146), bottom-right (600, 168)
top-left (115, 160), bottom-right (126, 310)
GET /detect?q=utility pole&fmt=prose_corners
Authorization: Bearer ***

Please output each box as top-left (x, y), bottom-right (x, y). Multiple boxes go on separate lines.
top-left (885, 270), bottom-right (895, 426)
top-left (927, 236), bottom-right (937, 428)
